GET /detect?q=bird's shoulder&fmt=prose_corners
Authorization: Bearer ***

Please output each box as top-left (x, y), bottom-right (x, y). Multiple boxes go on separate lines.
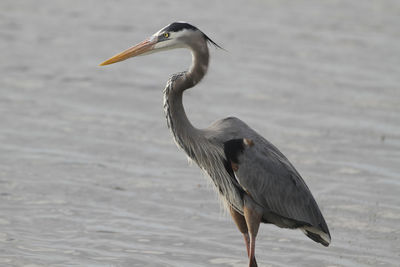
top-left (205, 116), bottom-right (255, 141)
top-left (205, 116), bottom-right (293, 166)
top-left (205, 116), bottom-right (307, 189)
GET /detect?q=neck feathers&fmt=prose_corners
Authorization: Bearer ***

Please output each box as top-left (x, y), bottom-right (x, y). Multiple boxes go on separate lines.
top-left (163, 41), bottom-right (209, 157)
top-left (187, 43), bottom-right (209, 88)
top-left (162, 41), bottom-right (243, 210)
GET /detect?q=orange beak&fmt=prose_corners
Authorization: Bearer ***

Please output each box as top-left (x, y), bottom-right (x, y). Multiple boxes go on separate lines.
top-left (99, 38), bottom-right (156, 66)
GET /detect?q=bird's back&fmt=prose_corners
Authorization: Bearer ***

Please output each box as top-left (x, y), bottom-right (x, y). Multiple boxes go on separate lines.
top-left (205, 117), bottom-right (331, 246)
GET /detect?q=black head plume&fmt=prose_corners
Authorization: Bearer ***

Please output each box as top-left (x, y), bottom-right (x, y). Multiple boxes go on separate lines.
top-left (163, 22), bottom-right (223, 50)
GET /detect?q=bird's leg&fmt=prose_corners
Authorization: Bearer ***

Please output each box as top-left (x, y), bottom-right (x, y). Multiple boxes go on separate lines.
top-left (229, 206), bottom-right (250, 257)
top-left (243, 202), bottom-right (262, 267)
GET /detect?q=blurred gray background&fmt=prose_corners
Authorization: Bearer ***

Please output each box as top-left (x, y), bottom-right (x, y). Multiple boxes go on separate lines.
top-left (1, 0), bottom-right (399, 266)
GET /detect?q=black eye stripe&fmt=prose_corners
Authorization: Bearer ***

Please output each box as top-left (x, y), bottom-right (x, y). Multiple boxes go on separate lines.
top-left (163, 22), bottom-right (197, 33)
top-left (157, 22), bottom-right (222, 49)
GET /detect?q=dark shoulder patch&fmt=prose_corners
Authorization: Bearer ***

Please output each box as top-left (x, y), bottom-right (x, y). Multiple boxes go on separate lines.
top-left (223, 139), bottom-right (246, 197)
top-left (223, 139), bottom-right (245, 164)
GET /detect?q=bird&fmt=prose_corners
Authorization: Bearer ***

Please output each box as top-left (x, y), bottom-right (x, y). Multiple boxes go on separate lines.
top-left (100, 21), bottom-right (331, 267)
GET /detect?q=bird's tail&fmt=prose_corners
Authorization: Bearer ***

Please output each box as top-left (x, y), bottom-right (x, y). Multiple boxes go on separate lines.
top-left (301, 226), bottom-right (331, 247)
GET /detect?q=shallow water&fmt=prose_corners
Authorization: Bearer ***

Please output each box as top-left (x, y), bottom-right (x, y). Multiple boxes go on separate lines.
top-left (1, 0), bottom-right (399, 266)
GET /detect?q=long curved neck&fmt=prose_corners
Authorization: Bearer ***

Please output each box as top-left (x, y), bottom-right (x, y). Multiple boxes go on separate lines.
top-left (187, 43), bottom-right (209, 88)
top-left (163, 43), bottom-right (209, 158)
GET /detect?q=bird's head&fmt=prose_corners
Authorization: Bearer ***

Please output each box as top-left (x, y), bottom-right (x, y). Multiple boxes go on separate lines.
top-left (100, 22), bottom-right (221, 66)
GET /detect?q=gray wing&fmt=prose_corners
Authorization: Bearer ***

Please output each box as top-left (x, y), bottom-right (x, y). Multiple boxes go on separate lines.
top-left (206, 117), bottom-right (329, 234)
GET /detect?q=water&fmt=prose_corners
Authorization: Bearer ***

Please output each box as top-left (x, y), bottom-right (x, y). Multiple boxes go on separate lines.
top-left (1, 0), bottom-right (399, 266)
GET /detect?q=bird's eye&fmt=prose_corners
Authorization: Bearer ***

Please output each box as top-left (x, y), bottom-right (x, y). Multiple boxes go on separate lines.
top-left (163, 32), bottom-right (170, 38)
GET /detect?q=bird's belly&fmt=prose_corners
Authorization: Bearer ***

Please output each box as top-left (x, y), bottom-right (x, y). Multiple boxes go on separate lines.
top-left (204, 169), bottom-right (245, 213)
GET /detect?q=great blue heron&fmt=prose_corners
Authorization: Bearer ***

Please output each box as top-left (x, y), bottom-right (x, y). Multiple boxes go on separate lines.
top-left (100, 22), bottom-right (331, 267)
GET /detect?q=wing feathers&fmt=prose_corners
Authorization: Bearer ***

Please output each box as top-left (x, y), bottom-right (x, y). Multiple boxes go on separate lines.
top-left (211, 117), bottom-right (330, 241)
